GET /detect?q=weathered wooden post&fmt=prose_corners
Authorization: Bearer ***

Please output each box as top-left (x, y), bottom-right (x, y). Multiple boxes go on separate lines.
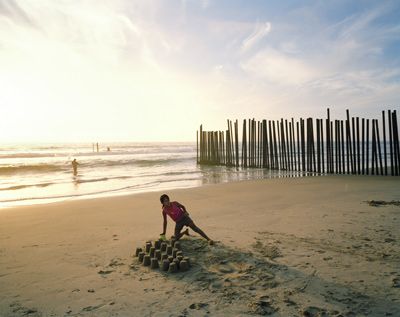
top-left (297, 121), bottom-right (300, 171)
top-left (301, 118), bottom-right (305, 172)
top-left (277, 120), bottom-right (282, 169)
top-left (242, 119), bottom-right (247, 167)
top-left (352, 117), bottom-right (356, 174)
top-left (289, 120), bottom-right (293, 171)
top-left (382, 111), bottom-right (387, 175)
top-left (366, 119), bottom-right (370, 175)
top-left (273, 120), bottom-right (278, 169)
top-left (321, 119), bottom-right (325, 174)
top-left (291, 118), bottom-right (295, 171)
top-left (307, 118), bottom-right (311, 172)
top-left (268, 121), bottom-right (274, 169)
top-left (259, 120), bottom-right (262, 168)
top-left (317, 119), bottom-right (321, 173)
top-left (346, 110), bottom-right (353, 174)
top-left (225, 129), bottom-right (230, 166)
top-left (235, 120), bottom-right (239, 168)
top-left (285, 119), bottom-right (290, 170)
top-left (357, 117), bottom-right (360, 174)
top-left (263, 120), bottom-right (268, 168)
top-left (362, 118), bottom-right (365, 175)
top-left (371, 119), bottom-right (376, 175)
top-left (326, 109), bottom-right (331, 173)
top-left (392, 110), bottom-right (399, 175)
top-left (200, 125), bottom-right (203, 163)
top-left (340, 120), bottom-right (346, 174)
top-left (311, 118), bottom-right (316, 173)
top-left (337, 120), bottom-right (341, 174)
top-left (375, 119), bottom-right (383, 175)
top-left (330, 121), bottom-right (334, 173)
top-left (280, 119), bottom-right (284, 169)
top-left (335, 120), bottom-right (338, 173)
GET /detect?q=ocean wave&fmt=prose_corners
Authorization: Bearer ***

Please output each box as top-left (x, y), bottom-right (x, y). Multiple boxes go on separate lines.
top-left (86, 156), bottom-right (195, 168)
top-left (75, 176), bottom-right (132, 184)
top-left (162, 170), bottom-right (201, 177)
top-left (0, 176), bottom-right (205, 205)
top-left (0, 153), bottom-right (62, 159)
top-left (0, 176), bottom-right (133, 190)
top-left (0, 164), bottom-right (67, 175)
top-left (0, 181), bottom-right (160, 204)
top-left (0, 146), bottom-right (196, 159)
top-left (0, 182), bottom-right (53, 191)
top-left (0, 156), bottom-right (195, 175)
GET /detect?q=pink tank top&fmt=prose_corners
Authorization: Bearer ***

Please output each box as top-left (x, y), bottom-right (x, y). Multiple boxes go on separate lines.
top-left (162, 202), bottom-right (184, 222)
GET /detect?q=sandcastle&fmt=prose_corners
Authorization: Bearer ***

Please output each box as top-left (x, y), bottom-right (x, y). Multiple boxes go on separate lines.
top-left (135, 239), bottom-right (191, 274)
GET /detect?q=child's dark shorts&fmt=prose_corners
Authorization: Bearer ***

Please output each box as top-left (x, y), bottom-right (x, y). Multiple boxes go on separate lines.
top-left (175, 215), bottom-right (193, 233)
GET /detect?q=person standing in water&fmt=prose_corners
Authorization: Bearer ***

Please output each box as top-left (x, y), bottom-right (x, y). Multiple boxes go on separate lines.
top-left (71, 159), bottom-right (79, 175)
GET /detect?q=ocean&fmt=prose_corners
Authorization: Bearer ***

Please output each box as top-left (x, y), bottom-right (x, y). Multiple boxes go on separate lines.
top-left (0, 142), bottom-right (290, 208)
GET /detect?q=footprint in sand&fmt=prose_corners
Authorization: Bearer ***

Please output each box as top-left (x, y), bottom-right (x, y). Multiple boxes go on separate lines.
top-left (248, 296), bottom-right (277, 315)
top-left (108, 257), bottom-right (125, 267)
top-left (392, 277), bottom-right (400, 288)
top-left (9, 302), bottom-right (40, 316)
top-left (98, 269), bottom-right (114, 275)
top-left (82, 303), bottom-right (105, 312)
top-left (96, 258), bottom-right (124, 276)
top-left (189, 302), bottom-right (208, 310)
top-left (302, 306), bottom-right (328, 317)
top-left (284, 297), bottom-right (298, 307)
top-left (252, 240), bottom-right (281, 259)
top-left (217, 263), bottom-right (235, 274)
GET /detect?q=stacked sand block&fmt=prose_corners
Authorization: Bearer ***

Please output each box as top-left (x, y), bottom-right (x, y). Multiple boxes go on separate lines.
top-left (155, 250), bottom-right (162, 260)
top-left (161, 254), bottom-right (168, 261)
top-left (143, 255), bottom-right (151, 266)
top-left (162, 259), bottom-right (170, 271)
top-left (150, 258), bottom-right (159, 269)
top-left (135, 239), bottom-right (191, 273)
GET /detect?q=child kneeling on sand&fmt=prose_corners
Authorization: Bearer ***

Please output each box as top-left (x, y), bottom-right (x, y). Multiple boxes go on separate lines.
top-left (159, 194), bottom-right (213, 245)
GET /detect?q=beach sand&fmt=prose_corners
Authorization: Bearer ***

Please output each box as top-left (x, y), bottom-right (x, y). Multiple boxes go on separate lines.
top-left (0, 176), bottom-right (399, 316)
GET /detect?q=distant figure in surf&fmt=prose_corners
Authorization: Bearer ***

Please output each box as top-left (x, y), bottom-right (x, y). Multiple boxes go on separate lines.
top-left (71, 159), bottom-right (79, 175)
top-left (159, 194), bottom-right (214, 245)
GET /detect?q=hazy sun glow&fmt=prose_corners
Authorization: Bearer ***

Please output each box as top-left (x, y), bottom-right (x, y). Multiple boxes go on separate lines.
top-left (1, 0), bottom-right (399, 142)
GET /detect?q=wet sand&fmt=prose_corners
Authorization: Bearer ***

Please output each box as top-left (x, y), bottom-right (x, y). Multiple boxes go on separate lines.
top-left (0, 176), bottom-right (399, 316)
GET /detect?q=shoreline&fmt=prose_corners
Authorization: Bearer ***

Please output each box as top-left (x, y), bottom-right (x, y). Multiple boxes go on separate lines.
top-left (1, 171), bottom-right (395, 210)
top-left (1, 175), bottom-right (399, 316)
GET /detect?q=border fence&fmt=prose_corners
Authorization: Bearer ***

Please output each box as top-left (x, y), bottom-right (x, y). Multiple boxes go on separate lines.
top-left (197, 109), bottom-right (400, 176)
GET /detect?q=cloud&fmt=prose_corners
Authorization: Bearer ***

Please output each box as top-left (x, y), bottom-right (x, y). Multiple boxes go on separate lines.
top-left (0, 0), bottom-right (37, 28)
top-left (0, 1), bottom-right (163, 70)
top-left (241, 49), bottom-right (318, 86)
top-left (201, 0), bottom-right (210, 9)
top-left (1, 0), bottom-right (399, 141)
top-left (241, 21), bottom-right (271, 52)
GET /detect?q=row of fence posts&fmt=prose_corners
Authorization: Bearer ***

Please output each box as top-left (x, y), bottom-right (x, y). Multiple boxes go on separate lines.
top-left (197, 109), bottom-right (400, 176)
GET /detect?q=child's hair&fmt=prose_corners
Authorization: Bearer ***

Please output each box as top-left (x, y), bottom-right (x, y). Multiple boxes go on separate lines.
top-left (160, 194), bottom-right (169, 204)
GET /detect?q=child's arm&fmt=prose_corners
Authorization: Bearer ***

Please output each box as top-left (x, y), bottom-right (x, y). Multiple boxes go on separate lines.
top-left (161, 212), bottom-right (167, 235)
top-left (175, 201), bottom-right (189, 216)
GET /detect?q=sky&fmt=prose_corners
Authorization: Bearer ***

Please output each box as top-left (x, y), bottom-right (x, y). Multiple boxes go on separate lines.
top-left (0, 0), bottom-right (399, 142)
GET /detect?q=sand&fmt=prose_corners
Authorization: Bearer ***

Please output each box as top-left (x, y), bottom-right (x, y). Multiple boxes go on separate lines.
top-left (0, 175), bottom-right (399, 316)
